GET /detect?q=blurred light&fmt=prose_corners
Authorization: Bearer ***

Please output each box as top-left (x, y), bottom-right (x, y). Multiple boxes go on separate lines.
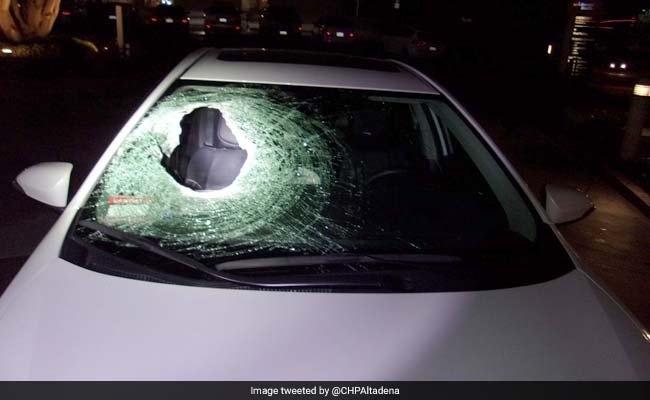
top-left (61, 10), bottom-right (71, 16)
top-left (325, 31), bottom-right (331, 36)
top-left (181, 18), bottom-right (188, 23)
top-left (349, 32), bottom-right (355, 38)
top-left (620, 63), bottom-right (627, 69)
top-left (643, 330), bottom-right (650, 342)
top-left (547, 44), bottom-right (553, 55)
top-left (575, 1), bottom-right (594, 11)
top-left (1, 48), bottom-right (12, 54)
top-left (151, 17), bottom-right (158, 22)
top-left (205, 24), bottom-right (211, 29)
top-left (633, 83), bottom-right (650, 97)
top-left (235, 25), bottom-right (241, 30)
top-left (298, 25), bottom-right (302, 31)
top-left (413, 40), bottom-right (427, 47)
top-left (609, 62), bottom-right (616, 68)
top-left (600, 18), bottom-right (637, 24)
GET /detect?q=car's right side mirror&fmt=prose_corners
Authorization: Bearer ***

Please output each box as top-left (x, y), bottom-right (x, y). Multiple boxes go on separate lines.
top-left (545, 184), bottom-right (594, 224)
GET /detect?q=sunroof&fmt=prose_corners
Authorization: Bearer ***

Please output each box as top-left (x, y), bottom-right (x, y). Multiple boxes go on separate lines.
top-left (217, 49), bottom-right (401, 72)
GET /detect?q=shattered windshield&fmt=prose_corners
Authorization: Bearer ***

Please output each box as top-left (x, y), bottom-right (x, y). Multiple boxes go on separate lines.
top-left (75, 83), bottom-right (538, 266)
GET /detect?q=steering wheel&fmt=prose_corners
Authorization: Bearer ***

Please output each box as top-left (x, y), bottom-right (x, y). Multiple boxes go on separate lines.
top-left (364, 169), bottom-right (419, 187)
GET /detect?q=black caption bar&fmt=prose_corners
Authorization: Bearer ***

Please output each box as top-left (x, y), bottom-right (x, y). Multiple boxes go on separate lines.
top-left (1, 382), bottom-right (650, 400)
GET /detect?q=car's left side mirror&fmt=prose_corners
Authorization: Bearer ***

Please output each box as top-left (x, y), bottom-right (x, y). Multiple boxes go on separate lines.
top-left (14, 162), bottom-right (73, 208)
top-left (545, 184), bottom-right (594, 224)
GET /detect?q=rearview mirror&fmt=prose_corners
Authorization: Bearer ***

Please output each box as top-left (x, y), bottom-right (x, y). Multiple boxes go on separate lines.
top-left (14, 162), bottom-right (73, 208)
top-left (545, 184), bottom-right (594, 224)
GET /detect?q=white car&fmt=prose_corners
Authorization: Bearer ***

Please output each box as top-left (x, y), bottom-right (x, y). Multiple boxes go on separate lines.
top-left (1, 48), bottom-right (649, 380)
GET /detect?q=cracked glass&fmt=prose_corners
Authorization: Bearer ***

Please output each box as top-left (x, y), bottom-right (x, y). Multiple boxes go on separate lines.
top-left (77, 83), bottom-right (537, 264)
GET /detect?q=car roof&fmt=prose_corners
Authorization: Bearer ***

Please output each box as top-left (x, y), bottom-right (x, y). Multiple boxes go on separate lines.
top-left (180, 48), bottom-right (439, 94)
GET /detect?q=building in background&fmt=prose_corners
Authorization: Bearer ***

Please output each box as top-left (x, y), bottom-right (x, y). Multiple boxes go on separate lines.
top-left (560, 1), bottom-right (604, 77)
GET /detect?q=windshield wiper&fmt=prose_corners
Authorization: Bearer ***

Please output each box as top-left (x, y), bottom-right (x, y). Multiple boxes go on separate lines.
top-left (77, 219), bottom-right (392, 290)
top-left (215, 253), bottom-right (462, 271)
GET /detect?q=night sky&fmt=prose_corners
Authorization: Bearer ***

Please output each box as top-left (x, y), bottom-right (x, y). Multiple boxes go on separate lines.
top-left (604, 0), bottom-right (650, 17)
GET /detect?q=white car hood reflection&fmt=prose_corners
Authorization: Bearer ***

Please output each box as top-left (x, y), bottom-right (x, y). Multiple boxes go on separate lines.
top-left (0, 258), bottom-right (649, 380)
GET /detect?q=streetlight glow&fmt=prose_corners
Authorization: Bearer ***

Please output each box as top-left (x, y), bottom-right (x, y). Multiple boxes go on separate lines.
top-left (633, 83), bottom-right (650, 97)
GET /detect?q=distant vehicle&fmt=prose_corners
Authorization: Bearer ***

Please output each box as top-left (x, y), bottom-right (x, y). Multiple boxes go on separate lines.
top-left (313, 16), bottom-right (355, 44)
top-left (57, 0), bottom-right (78, 24)
top-left (55, 0), bottom-right (87, 34)
top-left (381, 24), bottom-right (443, 59)
top-left (188, 10), bottom-right (206, 37)
top-left (259, 6), bottom-right (301, 38)
top-left (589, 49), bottom-right (650, 93)
top-left (147, 5), bottom-right (189, 33)
top-left (588, 18), bottom-right (650, 94)
top-left (204, 3), bottom-right (241, 36)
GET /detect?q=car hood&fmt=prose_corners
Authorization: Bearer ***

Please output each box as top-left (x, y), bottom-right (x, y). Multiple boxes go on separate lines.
top-left (0, 257), bottom-right (649, 380)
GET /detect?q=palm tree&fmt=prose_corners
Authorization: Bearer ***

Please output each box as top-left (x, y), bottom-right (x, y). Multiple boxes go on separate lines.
top-left (0, 0), bottom-right (60, 42)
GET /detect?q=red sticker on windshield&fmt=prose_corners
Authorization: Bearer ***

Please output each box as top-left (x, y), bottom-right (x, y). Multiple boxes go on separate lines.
top-left (108, 195), bottom-right (152, 205)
